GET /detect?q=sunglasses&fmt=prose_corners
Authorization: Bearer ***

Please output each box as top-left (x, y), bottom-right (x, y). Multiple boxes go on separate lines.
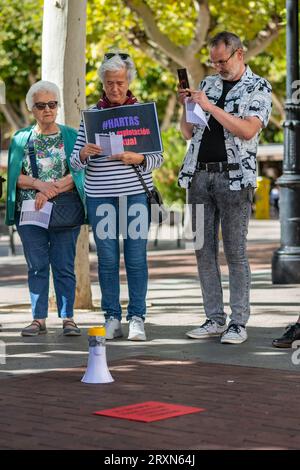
top-left (104, 52), bottom-right (130, 61)
top-left (33, 101), bottom-right (58, 110)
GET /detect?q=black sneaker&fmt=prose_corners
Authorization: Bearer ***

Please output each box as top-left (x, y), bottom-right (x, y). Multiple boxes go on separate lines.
top-left (272, 323), bottom-right (300, 348)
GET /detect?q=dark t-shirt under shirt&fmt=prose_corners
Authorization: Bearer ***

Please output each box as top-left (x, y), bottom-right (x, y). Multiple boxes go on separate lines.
top-left (198, 79), bottom-right (240, 163)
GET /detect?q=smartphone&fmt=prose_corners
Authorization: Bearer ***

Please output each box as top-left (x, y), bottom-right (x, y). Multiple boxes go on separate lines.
top-left (177, 68), bottom-right (191, 96)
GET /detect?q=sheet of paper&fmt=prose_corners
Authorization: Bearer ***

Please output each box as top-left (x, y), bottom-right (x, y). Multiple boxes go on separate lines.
top-left (19, 200), bottom-right (53, 229)
top-left (110, 134), bottom-right (124, 155)
top-left (185, 100), bottom-right (210, 129)
top-left (94, 133), bottom-right (124, 159)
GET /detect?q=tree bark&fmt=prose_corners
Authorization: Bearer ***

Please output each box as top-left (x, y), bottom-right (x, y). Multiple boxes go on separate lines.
top-left (42, 0), bottom-right (93, 309)
top-left (160, 93), bottom-right (177, 132)
top-left (0, 102), bottom-right (24, 131)
top-left (124, 0), bottom-right (282, 87)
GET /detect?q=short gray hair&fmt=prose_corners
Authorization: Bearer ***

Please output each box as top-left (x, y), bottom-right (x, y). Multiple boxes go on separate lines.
top-left (209, 31), bottom-right (244, 52)
top-left (26, 80), bottom-right (61, 111)
top-left (98, 52), bottom-right (137, 84)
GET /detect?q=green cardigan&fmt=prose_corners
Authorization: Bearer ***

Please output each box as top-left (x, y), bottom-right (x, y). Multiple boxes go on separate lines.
top-left (5, 124), bottom-right (85, 225)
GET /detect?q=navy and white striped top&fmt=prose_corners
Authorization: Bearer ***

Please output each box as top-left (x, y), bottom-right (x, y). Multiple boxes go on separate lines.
top-left (70, 104), bottom-right (163, 197)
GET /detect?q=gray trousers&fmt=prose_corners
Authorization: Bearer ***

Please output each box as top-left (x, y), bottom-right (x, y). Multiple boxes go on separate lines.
top-left (189, 171), bottom-right (253, 326)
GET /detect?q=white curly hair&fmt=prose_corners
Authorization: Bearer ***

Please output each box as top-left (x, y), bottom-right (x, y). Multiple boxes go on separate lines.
top-left (98, 51), bottom-right (137, 84)
top-left (25, 80), bottom-right (61, 111)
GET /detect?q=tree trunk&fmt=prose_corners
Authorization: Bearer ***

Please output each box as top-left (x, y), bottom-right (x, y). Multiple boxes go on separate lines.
top-left (160, 93), bottom-right (177, 132)
top-left (74, 225), bottom-right (92, 309)
top-left (0, 102), bottom-right (24, 131)
top-left (42, 0), bottom-right (93, 309)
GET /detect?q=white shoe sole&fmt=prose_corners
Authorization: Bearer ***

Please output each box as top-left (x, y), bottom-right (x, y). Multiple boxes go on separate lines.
top-left (186, 333), bottom-right (222, 339)
top-left (106, 330), bottom-right (123, 340)
top-left (128, 334), bottom-right (146, 341)
top-left (186, 331), bottom-right (225, 339)
top-left (221, 337), bottom-right (247, 344)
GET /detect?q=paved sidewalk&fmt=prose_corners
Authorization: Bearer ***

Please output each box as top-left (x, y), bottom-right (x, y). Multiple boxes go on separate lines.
top-left (0, 357), bottom-right (299, 450)
top-left (0, 219), bottom-right (300, 450)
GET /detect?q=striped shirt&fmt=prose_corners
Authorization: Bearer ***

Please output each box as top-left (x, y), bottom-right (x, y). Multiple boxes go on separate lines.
top-left (70, 104), bottom-right (163, 197)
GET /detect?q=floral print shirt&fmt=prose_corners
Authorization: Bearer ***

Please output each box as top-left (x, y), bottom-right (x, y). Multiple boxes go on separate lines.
top-left (178, 66), bottom-right (272, 191)
top-left (16, 129), bottom-right (68, 210)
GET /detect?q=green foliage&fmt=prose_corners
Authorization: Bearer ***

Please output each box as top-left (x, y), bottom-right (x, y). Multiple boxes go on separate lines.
top-left (0, 0), bottom-right (287, 135)
top-left (0, 0), bottom-right (43, 104)
top-left (0, 0), bottom-right (291, 204)
top-left (85, 0), bottom-right (286, 141)
top-left (153, 127), bottom-right (186, 207)
top-left (86, 0), bottom-right (177, 115)
top-left (260, 124), bottom-right (284, 144)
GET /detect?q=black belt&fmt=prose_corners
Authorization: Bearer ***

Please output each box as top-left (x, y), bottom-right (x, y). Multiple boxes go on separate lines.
top-left (196, 161), bottom-right (240, 172)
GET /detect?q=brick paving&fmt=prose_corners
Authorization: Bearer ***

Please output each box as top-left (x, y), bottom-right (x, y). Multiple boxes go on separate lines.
top-left (0, 241), bottom-right (278, 287)
top-left (144, 242), bottom-right (277, 280)
top-left (1, 220), bottom-right (299, 450)
top-left (0, 356), bottom-right (299, 450)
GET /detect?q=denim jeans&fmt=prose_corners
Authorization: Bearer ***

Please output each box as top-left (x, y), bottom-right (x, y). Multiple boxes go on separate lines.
top-left (189, 171), bottom-right (253, 326)
top-left (16, 219), bottom-right (80, 320)
top-left (86, 193), bottom-right (150, 321)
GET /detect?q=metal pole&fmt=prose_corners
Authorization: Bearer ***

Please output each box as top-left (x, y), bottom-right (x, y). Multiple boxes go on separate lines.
top-left (272, 0), bottom-right (300, 283)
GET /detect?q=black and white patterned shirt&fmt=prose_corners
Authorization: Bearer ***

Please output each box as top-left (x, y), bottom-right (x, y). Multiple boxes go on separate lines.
top-left (70, 104), bottom-right (163, 197)
top-left (178, 66), bottom-right (272, 191)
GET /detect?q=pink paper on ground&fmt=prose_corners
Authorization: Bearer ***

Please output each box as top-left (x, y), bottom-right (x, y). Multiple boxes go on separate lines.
top-left (94, 401), bottom-right (205, 423)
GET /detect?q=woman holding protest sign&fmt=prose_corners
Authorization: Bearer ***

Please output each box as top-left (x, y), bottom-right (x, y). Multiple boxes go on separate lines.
top-left (71, 51), bottom-right (163, 342)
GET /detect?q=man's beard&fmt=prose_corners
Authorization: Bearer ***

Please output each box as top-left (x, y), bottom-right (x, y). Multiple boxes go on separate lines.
top-left (220, 70), bottom-right (232, 79)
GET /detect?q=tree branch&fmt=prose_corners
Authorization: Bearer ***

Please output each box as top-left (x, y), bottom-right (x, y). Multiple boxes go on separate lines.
top-left (272, 92), bottom-right (284, 119)
top-left (161, 93), bottom-right (177, 131)
top-left (244, 15), bottom-right (282, 61)
top-left (186, 0), bottom-right (210, 56)
top-left (129, 26), bottom-right (182, 77)
top-left (269, 115), bottom-right (282, 130)
top-left (28, 72), bottom-right (37, 86)
top-left (129, 26), bottom-right (170, 67)
top-left (124, 0), bottom-right (185, 65)
top-left (0, 102), bottom-right (23, 130)
top-left (20, 100), bottom-right (32, 126)
top-left (125, 1), bottom-right (208, 85)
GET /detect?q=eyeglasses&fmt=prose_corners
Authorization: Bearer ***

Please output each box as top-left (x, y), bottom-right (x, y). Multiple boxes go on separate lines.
top-left (104, 52), bottom-right (130, 61)
top-left (207, 49), bottom-right (239, 68)
top-left (33, 101), bottom-right (58, 110)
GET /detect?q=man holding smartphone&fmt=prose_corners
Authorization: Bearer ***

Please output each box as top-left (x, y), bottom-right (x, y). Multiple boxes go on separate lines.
top-left (178, 31), bottom-right (272, 344)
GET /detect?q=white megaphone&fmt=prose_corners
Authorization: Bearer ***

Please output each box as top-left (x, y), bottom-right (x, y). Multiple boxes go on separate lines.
top-left (81, 326), bottom-right (114, 384)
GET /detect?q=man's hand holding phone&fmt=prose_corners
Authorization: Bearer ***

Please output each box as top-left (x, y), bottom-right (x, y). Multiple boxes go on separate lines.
top-left (177, 68), bottom-right (192, 104)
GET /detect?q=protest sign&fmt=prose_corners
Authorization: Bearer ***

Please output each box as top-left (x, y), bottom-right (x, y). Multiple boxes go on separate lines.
top-left (82, 102), bottom-right (163, 154)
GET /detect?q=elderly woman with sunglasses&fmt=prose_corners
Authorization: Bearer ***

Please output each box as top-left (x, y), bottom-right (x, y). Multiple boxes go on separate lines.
top-left (5, 80), bottom-right (85, 337)
top-left (71, 51), bottom-right (163, 342)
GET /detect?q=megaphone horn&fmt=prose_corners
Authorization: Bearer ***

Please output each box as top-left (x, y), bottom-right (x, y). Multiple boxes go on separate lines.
top-left (81, 326), bottom-right (114, 384)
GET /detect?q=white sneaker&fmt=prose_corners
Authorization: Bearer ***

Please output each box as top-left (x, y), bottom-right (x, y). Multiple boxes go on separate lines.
top-left (221, 324), bottom-right (247, 344)
top-left (186, 319), bottom-right (227, 339)
top-left (105, 317), bottom-right (123, 340)
top-left (128, 316), bottom-right (146, 341)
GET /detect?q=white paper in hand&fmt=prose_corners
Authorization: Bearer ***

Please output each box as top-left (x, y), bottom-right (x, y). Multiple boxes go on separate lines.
top-left (95, 133), bottom-right (124, 159)
top-left (185, 100), bottom-right (210, 129)
top-left (19, 200), bottom-right (53, 229)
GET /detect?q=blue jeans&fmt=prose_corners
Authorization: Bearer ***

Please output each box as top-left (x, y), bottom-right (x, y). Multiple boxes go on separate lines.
top-left (16, 219), bottom-right (80, 320)
top-left (87, 193), bottom-right (150, 321)
top-left (189, 171), bottom-right (253, 326)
